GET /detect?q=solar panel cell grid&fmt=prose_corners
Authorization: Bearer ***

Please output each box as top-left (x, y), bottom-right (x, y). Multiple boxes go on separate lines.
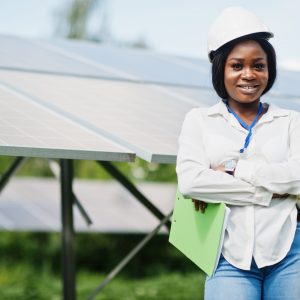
top-left (0, 71), bottom-right (200, 162)
top-left (0, 36), bottom-right (118, 79)
top-left (42, 39), bottom-right (210, 87)
top-left (0, 85), bottom-right (134, 161)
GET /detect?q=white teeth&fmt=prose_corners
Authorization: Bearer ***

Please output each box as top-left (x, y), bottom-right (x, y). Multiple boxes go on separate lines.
top-left (241, 86), bottom-right (255, 89)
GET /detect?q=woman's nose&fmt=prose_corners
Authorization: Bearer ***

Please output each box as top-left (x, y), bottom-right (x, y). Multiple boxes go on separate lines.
top-left (241, 68), bottom-right (255, 80)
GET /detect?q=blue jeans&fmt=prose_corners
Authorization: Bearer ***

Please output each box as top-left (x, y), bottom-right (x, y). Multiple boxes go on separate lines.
top-left (204, 222), bottom-right (300, 300)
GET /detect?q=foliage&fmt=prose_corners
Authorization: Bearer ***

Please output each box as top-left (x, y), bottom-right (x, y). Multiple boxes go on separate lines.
top-left (0, 232), bottom-right (196, 277)
top-left (74, 233), bottom-right (197, 277)
top-left (0, 232), bottom-right (60, 272)
top-left (54, 0), bottom-right (107, 41)
top-left (0, 157), bottom-right (53, 178)
top-left (0, 263), bottom-right (60, 300)
top-left (73, 159), bottom-right (177, 182)
top-left (0, 263), bottom-right (205, 300)
top-left (78, 271), bottom-right (205, 300)
top-left (0, 152), bottom-right (178, 298)
top-left (0, 156), bottom-right (176, 182)
top-left (53, 0), bottom-right (151, 48)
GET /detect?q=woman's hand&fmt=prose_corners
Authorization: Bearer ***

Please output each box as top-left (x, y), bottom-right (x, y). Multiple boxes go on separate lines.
top-left (212, 164), bottom-right (290, 199)
top-left (211, 164), bottom-right (225, 172)
top-left (192, 164), bottom-right (290, 214)
top-left (191, 164), bottom-right (225, 213)
top-left (272, 193), bottom-right (290, 199)
top-left (192, 199), bottom-right (207, 213)
top-left (191, 163), bottom-right (243, 213)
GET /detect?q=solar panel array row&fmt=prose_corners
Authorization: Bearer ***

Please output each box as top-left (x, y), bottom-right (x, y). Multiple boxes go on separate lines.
top-left (0, 178), bottom-right (175, 233)
top-left (0, 35), bottom-right (299, 163)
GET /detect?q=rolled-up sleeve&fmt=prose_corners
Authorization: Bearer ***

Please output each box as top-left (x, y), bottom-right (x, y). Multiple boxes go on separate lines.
top-left (176, 109), bottom-right (272, 206)
top-left (234, 112), bottom-right (300, 195)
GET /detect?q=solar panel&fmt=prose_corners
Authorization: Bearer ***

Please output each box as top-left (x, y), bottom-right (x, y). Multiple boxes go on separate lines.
top-left (1, 36), bottom-right (300, 99)
top-left (274, 70), bottom-right (300, 97)
top-left (0, 35), bottom-right (211, 88)
top-left (38, 39), bottom-right (211, 88)
top-left (263, 94), bottom-right (300, 111)
top-left (0, 178), bottom-right (176, 233)
top-left (0, 35), bottom-right (123, 80)
top-left (0, 83), bottom-right (134, 161)
top-left (0, 70), bottom-right (206, 163)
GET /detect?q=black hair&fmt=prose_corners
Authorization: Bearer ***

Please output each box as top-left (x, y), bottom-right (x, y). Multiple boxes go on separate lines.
top-left (211, 33), bottom-right (277, 99)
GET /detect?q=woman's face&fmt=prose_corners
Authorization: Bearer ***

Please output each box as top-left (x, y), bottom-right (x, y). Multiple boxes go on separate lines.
top-left (224, 40), bottom-right (269, 104)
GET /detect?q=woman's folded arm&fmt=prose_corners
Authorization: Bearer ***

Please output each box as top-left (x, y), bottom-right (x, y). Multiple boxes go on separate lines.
top-left (234, 112), bottom-right (300, 195)
top-left (176, 109), bottom-right (273, 206)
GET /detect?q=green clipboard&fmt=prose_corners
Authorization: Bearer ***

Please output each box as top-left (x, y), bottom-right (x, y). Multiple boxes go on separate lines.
top-left (169, 188), bottom-right (230, 277)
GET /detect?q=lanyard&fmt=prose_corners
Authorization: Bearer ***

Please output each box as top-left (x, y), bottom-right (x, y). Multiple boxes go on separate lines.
top-left (223, 100), bottom-right (263, 154)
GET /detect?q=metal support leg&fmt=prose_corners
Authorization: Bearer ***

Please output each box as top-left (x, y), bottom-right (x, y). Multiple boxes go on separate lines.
top-left (87, 211), bottom-right (172, 300)
top-left (60, 159), bottom-right (76, 300)
top-left (0, 157), bottom-right (26, 193)
top-left (49, 159), bottom-right (92, 226)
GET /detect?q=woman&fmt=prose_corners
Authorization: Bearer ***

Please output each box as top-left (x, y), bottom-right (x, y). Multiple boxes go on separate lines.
top-left (176, 7), bottom-right (300, 300)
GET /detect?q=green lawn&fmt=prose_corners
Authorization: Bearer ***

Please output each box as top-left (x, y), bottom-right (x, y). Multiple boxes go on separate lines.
top-left (0, 264), bottom-right (205, 300)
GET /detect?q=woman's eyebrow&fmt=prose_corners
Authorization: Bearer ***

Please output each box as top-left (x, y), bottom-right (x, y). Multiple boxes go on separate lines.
top-left (228, 57), bottom-right (266, 61)
top-left (253, 57), bottom-right (266, 61)
top-left (228, 58), bottom-right (244, 61)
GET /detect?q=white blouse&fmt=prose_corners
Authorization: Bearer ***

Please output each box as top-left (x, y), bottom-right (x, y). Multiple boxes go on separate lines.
top-left (176, 100), bottom-right (300, 270)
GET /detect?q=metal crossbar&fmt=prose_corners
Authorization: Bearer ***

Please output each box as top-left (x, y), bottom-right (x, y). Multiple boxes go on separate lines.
top-left (86, 161), bottom-right (173, 299)
top-left (97, 161), bottom-right (171, 230)
top-left (0, 157), bottom-right (26, 193)
top-left (87, 211), bottom-right (172, 300)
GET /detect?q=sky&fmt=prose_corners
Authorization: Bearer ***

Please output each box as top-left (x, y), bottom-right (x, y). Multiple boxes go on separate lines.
top-left (0, 0), bottom-right (299, 70)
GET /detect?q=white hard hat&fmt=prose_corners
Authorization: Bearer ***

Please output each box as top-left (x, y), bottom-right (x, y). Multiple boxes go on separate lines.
top-left (207, 7), bottom-right (273, 62)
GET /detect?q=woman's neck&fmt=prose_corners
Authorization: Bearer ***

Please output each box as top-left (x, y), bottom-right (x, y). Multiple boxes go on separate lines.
top-left (225, 98), bottom-right (264, 126)
top-left (226, 98), bottom-right (261, 119)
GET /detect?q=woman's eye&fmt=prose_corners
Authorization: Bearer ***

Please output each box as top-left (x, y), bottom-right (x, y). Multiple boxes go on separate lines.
top-left (254, 63), bottom-right (265, 70)
top-left (232, 63), bottom-right (242, 70)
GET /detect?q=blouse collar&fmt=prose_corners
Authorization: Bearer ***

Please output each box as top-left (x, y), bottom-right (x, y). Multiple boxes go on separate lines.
top-left (206, 100), bottom-right (289, 120)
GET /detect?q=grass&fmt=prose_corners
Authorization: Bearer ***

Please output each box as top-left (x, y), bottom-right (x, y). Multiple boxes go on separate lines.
top-left (0, 263), bottom-right (206, 300)
top-left (78, 271), bottom-right (205, 300)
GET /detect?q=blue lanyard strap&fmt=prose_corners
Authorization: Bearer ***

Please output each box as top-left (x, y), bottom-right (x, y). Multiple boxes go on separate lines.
top-left (224, 100), bottom-right (263, 153)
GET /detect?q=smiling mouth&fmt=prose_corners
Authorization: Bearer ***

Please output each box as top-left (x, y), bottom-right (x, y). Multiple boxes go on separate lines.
top-left (237, 85), bottom-right (259, 89)
top-left (237, 85), bottom-right (260, 93)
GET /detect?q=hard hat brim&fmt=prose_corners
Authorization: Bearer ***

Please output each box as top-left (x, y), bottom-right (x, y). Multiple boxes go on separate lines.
top-left (208, 31), bottom-right (274, 63)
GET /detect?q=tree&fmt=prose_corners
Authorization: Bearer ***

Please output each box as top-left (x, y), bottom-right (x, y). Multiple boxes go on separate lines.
top-left (54, 0), bottom-right (111, 42)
